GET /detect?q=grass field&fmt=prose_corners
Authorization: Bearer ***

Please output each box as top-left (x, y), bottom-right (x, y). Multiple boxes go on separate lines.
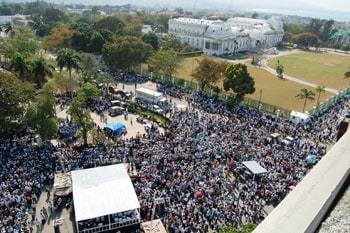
top-left (174, 51), bottom-right (347, 112)
top-left (267, 51), bottom-right (350, 90)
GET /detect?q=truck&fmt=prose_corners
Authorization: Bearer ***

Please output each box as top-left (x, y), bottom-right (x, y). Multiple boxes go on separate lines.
top-left (135, 87), bottom-right (167, 104)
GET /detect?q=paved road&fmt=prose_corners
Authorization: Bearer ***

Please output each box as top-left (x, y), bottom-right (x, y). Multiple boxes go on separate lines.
top-left (258, 50), bottom-right (339, 94)
top-left (225, 48), bottom-right (344, 94)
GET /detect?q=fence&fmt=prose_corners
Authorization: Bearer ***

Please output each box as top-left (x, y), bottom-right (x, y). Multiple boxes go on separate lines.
top-left (136, 68), bottom-right (350, 118)
top-left (309, 87), bottom-right (350, 115)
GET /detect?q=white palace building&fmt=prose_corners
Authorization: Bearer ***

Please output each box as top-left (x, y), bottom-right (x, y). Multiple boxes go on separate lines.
top-left (168, 16), bottom-right (284, 55)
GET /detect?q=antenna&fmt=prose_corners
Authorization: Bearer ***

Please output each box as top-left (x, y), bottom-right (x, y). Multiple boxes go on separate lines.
top-left (193, 0), bottom-right (196, 10)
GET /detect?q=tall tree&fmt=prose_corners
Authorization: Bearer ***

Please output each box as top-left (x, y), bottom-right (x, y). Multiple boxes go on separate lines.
top-left (191, 56), bottom-right (226, 91)
top-left (79, 82), bottom-right (100, 99)
top-left (295, 88), bottom-right (315, 112)
top-left (87, 31), bottom-right (106, 54)
top-left (315, 85), bottom-right (325, 106)
top-left (9, 52), bottom-right (30, 81)
top-left (295, 32), bottom-right (318, 49)
top-left (123, 23), bottom-right (142, 37)
top-left (224, 63), bottom-right (255, 102)
top-left (25, 89), bottom-right (58, 140)
top-left (0, 26), bottom-right (40, 60)
top-left (0, 73), bottom-right (35, 137)
top-left (94, 15), bottom-right (124, 34)
top-left (56, 48), bottom-right (80, 99)
top-left (142, 32), bottom-right (159, 50)
top-left (42, 24), bottom-right (73, 51)
top-left (31, 56), bottom-right (55, 87)
top-left (67, 93), bottom-right (94, 147)
top-left (78, 53), bottom-right (99, 83)
top-left (154, 14), bottom-right (170, 33)
top-left (31, 7), bottom-right (68, 37)
top-left (147, 48), bottom-right (181, 80)
top-left (159, 33), bottom-right (183, 50)
top-left (102, 36), bottom-right (152, 72)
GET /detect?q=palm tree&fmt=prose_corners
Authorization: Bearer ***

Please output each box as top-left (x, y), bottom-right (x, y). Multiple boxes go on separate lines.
top-left (56, 48), bottom-right (80, 99)
top-left (295, 88), bottom-right (315, 113)
top-left (276, 59), bottom-right (284, 79)
top-left (315, 85), bottom-right (326, 106)
top-left (31, 56), bottom-right (55, 87)
top-left (9, 52), bottom-right (29, 81)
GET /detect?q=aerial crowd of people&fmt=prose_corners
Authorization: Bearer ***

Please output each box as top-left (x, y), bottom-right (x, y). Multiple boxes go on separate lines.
top-left (0, 76), bottom-right (349, 233)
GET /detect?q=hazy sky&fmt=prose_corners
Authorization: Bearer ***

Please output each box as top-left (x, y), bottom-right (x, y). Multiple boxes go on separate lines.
top-left (17, 0), bottom-right (350, 14)
top-left (178, 0), bottom-right (349, 13)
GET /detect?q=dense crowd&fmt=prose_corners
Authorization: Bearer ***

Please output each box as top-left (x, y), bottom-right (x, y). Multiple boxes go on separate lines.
top-left (0, 79), bottom-right (349, 233)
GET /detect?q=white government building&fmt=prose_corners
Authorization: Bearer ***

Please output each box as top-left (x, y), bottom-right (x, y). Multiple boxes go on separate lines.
top-left (168, 16), bottom-right (284, 55)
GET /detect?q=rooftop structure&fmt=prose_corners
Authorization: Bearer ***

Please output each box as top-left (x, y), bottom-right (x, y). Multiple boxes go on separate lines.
top-left (168, 16), bottom-right (284, 55)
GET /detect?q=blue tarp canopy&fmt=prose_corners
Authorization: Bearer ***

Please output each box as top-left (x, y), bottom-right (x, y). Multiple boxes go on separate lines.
top-left (105, 122), bottom-right (126, 134)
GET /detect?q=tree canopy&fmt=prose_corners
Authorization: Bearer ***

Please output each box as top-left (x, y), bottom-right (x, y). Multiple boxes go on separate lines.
top-left (42, 24), bottom-right (73, 51)
top-left (67, 92), bottom-right (94, 147)
top-left (102, 36), bottom-right (152, 71)
top-left (9, 52), bottom-right (30, 81)
top-left (25, 89), bottom-right (58, 140)
top-left (147, 48), bottom-right (181, 79)
top-left (223, 63), bottom-right (255, 102)
top-left (191, 56), bottom-right (227, 91)
top-left (0, 73), bottom-right (35, 137)
top-left (295, 32), bottom-right (318, 48)
top-left (31, 56), bottom-right (55, 87)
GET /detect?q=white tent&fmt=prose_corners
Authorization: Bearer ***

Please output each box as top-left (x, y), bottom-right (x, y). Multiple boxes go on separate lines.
top-left (71, 164), bottom-right (140, 222)
top-left (290, 110), bottom-right (310, 124)
top-left (242, 161), bottom-right (267, 175)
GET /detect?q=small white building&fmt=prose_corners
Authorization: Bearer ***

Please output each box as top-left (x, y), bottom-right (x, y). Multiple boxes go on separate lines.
top-left (290, 110), bottom-right (310, 124)
top-left (168, 16), bottom-right (284, 55)
top-left (0, 14), bottom-right (30, 26)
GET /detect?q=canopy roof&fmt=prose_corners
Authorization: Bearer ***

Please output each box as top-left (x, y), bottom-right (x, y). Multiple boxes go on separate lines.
top-left (105, 122), bottom-right (126, 134)
top-left (242, 161), bottom-right (267, 175)
top-left (71, 164), bottom-right (140, 222)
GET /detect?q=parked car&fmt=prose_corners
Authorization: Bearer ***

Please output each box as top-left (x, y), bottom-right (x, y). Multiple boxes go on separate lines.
top-left (110, 100), bottom-right (127, 108)
top-left (108, 106), bottom-right (125, 117)
top-left (152, 105), bottom-right (163, 113)
top-left (115, 89), bottom-right (133, 99)
top-left (136, 116), bottom-right (147, 124)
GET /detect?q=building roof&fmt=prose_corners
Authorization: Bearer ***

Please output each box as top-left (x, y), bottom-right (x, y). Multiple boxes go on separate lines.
top-left (330, 29), bottom-right (349, 39)
top-left (71, 164), bottom-right (140, 222)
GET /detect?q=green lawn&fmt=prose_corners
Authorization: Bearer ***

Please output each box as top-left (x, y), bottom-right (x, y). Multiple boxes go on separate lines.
top-left (267, 51), bottom-right (350, 91)
top-left (175, 53), bottom-right (341, 112)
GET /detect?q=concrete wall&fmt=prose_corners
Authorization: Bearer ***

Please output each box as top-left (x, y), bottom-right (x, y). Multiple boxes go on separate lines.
top-left (253, 130), bottom-right (350, 233)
